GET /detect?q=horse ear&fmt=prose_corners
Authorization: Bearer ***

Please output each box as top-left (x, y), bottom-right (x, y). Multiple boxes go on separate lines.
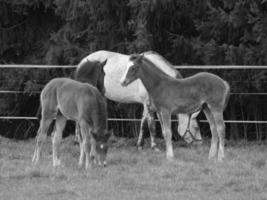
top-left (134, 53), bottom-right (144, 63)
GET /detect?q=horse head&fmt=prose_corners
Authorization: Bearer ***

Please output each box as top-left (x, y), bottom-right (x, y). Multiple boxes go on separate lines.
top-left (75, 59), bottom-right (107, 94)
top-left (91, 130), bottom-right (111, 167)
top-left (120, 54), bottom-right (144, 86)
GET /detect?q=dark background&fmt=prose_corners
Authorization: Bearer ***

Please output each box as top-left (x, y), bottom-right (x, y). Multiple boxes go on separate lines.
top-left (1, 0), bottom-right (267, 141)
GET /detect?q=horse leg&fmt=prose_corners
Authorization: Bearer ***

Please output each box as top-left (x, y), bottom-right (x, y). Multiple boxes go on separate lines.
top-left (89, 134), bottom-right (97, 167)
top-left (177, 111), bottom-right (202, 144)
top-left (190, 111), bottom-right (202, 143)
top-left (32, 127), bottom-right (42, 164)
top-left (78, 133), bottom-right (85, 169)
top-left (177, 114), bottom-right (193, 143)
top-left (203, 107), bottom-right (218, 160)
top-left (137, 105), bottom-right (148, 150)
top-left (147, 106), bottom-right (159, 151)
top-left (79, 121), bottom-right (91, 170)
top-left (76, 123), bottom-right (85, 168)
top-left (74, 123), bottom-right (86, 167)
top-left (32, 118), bottom-right (53, 164)
top-left (138, 103), bottom-right (159, 151)
top-left (52, 114), bottom-right (66, 167)
top-left (212, 111), bottom-right (225, 161)
top-left (74, 122), bottom-right (80, 144)
top-left (159, 110), bottom-right (174, 160)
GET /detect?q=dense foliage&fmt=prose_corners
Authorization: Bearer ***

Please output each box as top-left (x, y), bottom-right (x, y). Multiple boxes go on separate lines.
top-left (1, 0), bottom-right (267, 140)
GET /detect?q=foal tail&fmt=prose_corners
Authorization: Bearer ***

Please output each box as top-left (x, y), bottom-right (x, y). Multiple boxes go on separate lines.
top-left (35, 104), bottom-right (55, 136)
top-left (223, 81), bottom-right (231, 110)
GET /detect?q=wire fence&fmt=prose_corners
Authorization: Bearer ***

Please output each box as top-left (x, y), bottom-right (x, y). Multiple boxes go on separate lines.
top-left (2, 64), bottom-right (267, 69)
top-left (1, 64), bottom-right (267, 124)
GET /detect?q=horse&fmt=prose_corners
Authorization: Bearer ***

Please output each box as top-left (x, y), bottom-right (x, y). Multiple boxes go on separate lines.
top-left (121, 54), bottom-right (230, 161)
top-left (32, 78), bottom-right (111, 169)
top-left (75, 50), bottom-right (202, 150)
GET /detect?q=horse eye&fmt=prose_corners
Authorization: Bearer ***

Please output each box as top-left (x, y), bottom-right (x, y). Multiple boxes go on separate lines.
top-left (131, 66), bottom-right (137, 71)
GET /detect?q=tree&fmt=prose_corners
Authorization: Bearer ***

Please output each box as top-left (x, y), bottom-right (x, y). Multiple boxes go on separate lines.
top-left (1, 0), bottom-right (267, 140)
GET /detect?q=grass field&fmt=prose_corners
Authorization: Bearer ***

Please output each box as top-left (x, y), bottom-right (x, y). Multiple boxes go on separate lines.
top-left (0, 135), bottom-right (267, 200)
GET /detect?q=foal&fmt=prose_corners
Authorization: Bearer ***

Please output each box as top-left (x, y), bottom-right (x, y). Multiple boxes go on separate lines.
top-left (121, 54), bottom-right (230, 161)
top-left (32, 78), bottom-right (110, 169)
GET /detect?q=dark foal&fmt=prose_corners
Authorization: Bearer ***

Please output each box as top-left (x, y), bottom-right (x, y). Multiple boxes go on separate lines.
top-left (32, 78), bottom-right (110, 169)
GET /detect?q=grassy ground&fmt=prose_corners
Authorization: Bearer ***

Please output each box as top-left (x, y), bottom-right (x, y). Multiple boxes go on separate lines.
top-left (0, 135), bottom-right (267, 200)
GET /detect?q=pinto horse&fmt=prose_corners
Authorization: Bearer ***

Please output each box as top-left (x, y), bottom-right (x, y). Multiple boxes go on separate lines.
top-left (121, 54), bottom-right (230, 161)
top-left (32, 78), bottom-right (110, 169)
top-left (76, 50), bottom-right (202, 150)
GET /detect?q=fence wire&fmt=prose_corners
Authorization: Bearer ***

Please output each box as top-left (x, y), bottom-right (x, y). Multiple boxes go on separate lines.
top-left (1, 64), bottom-right (267, 124)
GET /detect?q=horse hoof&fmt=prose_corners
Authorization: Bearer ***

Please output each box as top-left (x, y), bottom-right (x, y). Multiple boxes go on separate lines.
top-left (137, 146), bottom-right (143, 151)
top-left (85, 162), bottom-right (94, 170)
top-left (78, 163), bottom-right (84, 169)
top-left (192, 141), bottom-right (203, 146)
top-left (32, 155), bottom-right (39, 165)
top-left (152, 146), bottom-right (161, 152)
top-left (53, 159), bottom-right (61, 167)
top-left (167, 157), bottom-right (175, 162)
top-left (32, 159), bottom-right (38, 165)
top-left (218, 155), bottom-right (224, 162)
top-left (166, 155), bottom-right (175, 162)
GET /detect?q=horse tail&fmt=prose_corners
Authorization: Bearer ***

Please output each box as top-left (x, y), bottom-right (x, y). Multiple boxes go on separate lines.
top-left (35, 104), bottom-right (56, 136)
top-left (223, 81), bottom-right (231, 111)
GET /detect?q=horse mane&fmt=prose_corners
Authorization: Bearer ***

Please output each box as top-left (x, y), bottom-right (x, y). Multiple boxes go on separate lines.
top-left (143, 51), bottom-right (182, 78)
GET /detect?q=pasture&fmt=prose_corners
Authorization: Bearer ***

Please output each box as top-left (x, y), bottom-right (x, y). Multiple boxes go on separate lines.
top-left (0, 135), bottom-right (267, 200)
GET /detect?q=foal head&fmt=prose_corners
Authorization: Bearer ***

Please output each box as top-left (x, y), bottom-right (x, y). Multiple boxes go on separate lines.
top-left (75, 59), bottom-right (107, 94)
top-left (91, 130), bottom-right (111, 167)
top-left (120, 54), bottom-right (144, 86)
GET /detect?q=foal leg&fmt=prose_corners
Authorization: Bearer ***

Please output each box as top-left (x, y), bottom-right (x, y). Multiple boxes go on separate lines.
top-left (76, 124), bottom-right (85, 168)
top-left (89, 134), bottom-right (97, 166)
top-left (147, 107), bottom-right (158, 150)
top-left (74, 123), bottom-right (85, 167)
top-left (212, 111), bottom-right (225, 161)
top-left (79, 121), bottom-right (92, 170)
top-left (203, 107), bottom-right (218, 160)
top-left (52, 114), bottom-right (66, 167)
top-left (138, 103), bottom-right (158, 151)
top-left (137, 105), bottom-right (148, 150)
top-left (159, 110), bottom-right (174, 160)
top-left (74, 122), bottom-right (80, 143)
top-left (32, 118), bottom-right (53, 164)
top-left (190, 111), bottom-right (202, 143)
